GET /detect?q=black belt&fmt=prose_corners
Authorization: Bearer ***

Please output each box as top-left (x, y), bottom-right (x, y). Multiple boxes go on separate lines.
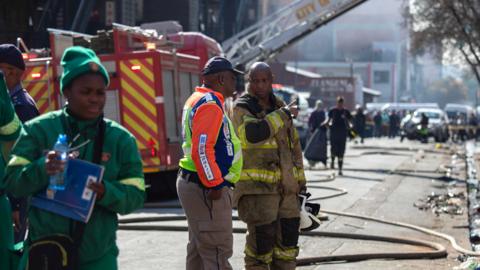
top-left (179, 168), bottom-right (201, 184)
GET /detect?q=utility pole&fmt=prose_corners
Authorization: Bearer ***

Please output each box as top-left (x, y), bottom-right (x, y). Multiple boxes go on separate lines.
top-left (350, 59), bottom-right (354, 78)
top-left (476, 87), bottom-right (479, 108)
top-left (346, 57), bottom-right (353, 78)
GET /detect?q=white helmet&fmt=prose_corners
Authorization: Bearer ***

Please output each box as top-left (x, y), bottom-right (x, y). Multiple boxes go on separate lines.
top-left (299, 194), bottom-right (322, 232)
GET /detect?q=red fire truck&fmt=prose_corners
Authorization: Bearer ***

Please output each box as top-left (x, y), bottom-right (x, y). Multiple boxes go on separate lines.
top-left (20, 24), bottom-right (222, 198)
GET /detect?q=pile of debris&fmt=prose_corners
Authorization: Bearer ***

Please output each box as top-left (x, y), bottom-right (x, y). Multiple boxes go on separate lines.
top-left (454, 256), bottom-right (480, 270)
top-left (414, 191), bottom-right (465, 216)
top-left (463, 142), bottom-right (480, 251)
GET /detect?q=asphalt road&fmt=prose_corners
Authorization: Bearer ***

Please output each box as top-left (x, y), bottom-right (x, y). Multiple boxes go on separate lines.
top-left (117, 138), bottom-right (472, 269)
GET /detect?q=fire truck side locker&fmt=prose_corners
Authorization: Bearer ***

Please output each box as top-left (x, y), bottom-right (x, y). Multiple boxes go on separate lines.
top-left (113, 51), bottom-right (164, 172)
top-left (108, 49), bottom-right (200, 198)
top-left (22, 59), bottom-right (58, 114)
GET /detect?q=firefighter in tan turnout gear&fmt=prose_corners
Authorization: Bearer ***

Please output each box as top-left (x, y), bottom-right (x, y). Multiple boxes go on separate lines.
top-left (232, 62), bottom-right (306, 269)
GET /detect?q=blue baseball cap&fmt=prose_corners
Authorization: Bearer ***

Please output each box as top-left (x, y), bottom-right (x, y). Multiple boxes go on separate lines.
top-left (202, 56), bottom-right (243, 76)
top-left (0, 44), bottom-right (25, 70)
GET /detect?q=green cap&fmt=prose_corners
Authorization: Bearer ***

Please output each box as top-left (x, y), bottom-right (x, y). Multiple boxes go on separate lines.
top-left (59, 46), bottom-right (109, 94)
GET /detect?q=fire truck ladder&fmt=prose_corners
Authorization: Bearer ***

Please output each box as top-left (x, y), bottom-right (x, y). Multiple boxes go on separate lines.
top-left (222, 0), bottom-right (368, 68)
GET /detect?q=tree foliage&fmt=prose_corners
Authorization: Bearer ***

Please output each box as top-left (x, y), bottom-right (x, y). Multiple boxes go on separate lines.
top-left (423, 77), bottom-right (468, 107)
top-left (406, 0), bottom-right (480, 85)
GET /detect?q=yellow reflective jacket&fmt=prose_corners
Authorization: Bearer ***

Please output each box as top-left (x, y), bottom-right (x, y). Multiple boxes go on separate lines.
top-left (232, 94), bottom-right (305, 203)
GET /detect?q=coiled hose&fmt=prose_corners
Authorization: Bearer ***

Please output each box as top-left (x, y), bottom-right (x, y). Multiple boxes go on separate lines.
top-left (118, 216), bottom-right (447, 266)
top-left (118, 173), bottom-right (478, 266)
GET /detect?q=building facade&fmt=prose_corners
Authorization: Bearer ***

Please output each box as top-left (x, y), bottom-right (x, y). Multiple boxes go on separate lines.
top-left (265, 0), bottom-right (442, 104)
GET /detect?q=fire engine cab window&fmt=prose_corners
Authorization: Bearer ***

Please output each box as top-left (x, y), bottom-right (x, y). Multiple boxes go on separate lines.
top-left (179, 72), bottom-right (191, 107)
top-left (179, 72), bottom-right (192, 136)
top-left (190, 74), bottom-right (199, 89)
top-left (104, 90), bottom-right (121, 123)
top-left (162, 70), bottom-right (179, 142)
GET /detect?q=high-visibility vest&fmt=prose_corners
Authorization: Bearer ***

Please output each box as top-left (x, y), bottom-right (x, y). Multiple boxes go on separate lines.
top-left (179, 89), bottom-right (242, 187)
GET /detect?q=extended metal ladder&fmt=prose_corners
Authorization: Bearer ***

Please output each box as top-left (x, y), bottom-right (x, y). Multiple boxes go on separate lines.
top-left (222, 0), bottom-right (368, 67)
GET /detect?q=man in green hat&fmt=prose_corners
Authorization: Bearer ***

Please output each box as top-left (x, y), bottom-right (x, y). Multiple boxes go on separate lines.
top-left (4, 46), bottom-right (145, 270)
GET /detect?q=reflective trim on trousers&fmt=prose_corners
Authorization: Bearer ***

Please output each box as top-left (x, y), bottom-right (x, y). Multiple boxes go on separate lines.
top-left (245, 244), bottom-right (273, 264)
top-left (273, 246), bottom-right (299, 261)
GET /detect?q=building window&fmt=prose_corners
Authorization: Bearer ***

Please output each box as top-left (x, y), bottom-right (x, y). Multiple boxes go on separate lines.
top-left (374, 71), bottom-right (390, 84)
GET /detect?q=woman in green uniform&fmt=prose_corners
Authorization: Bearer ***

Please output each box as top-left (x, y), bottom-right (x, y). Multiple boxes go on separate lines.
top-left (4, 46), bottom-right (145, 270)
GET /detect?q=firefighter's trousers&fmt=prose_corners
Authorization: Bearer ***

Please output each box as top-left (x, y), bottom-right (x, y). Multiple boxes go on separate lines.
top-left (177, 173), bottom-right (233, 270)
top-left (237, 193), bottom-right (300, 270)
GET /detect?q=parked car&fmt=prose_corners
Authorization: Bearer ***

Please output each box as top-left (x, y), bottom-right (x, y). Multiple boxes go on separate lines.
top-left (366, 102), bottom-right (386, 113)
top-left (381, 102), bottom-right (439, 113)
top-left (272, 84), bottom-right (310, 147)
top-left (402, 108), bottom-right (449, 142)
top-left (444, 103), bottom-right (475, 124)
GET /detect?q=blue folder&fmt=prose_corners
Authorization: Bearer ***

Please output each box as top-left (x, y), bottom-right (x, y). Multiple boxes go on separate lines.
top-left (31, 159), bottom-right (105, 223)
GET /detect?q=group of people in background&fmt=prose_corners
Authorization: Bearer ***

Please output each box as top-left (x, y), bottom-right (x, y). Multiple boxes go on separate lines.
top-left (306, 97), bottom-right (353, 176)
top-left (372, 110), bottom-right (402, 138)
top-left (305, 102), bottom-right (414, 175)
top-left (450, 111), bottom-right (479, 142)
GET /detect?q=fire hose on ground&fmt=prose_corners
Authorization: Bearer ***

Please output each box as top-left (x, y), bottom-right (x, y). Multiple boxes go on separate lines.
top-left (118, 171), bottom-right (480, 266)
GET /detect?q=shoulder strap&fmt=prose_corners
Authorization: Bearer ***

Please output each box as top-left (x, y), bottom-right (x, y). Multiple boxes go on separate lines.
top-left (72, 117), bottom-right (106, 246)
top-left (92, 118), bottom-right (106, 165)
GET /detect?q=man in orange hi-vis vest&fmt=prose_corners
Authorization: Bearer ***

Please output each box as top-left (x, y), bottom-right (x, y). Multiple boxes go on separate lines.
top-left (177, 56), bottom-right (243, 270)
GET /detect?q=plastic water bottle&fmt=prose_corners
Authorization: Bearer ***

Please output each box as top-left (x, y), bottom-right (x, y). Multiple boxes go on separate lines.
top-left (49, 134), bottom-right (69, 190)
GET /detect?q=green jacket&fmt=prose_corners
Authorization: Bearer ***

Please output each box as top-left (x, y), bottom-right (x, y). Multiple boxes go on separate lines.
top-left (4, 108), bottom-right (145, 264)
top-left (0, 73), bottom-right (21, 144)
top-left (0, 70), bottom-right (21, 270)
top-left (0, 72), bottom-right (21, 175)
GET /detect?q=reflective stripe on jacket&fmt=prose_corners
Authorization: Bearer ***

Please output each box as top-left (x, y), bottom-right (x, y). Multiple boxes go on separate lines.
top-left (179, 87), bottom-right (242, 189)
top-left (0, 75), bottom-right (21, 142)
top-left (232, 94), bottom-right (305, 197)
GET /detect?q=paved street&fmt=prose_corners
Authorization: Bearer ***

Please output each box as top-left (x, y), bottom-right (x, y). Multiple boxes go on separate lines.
top-left (117, 138), bottom-right (472, 269)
